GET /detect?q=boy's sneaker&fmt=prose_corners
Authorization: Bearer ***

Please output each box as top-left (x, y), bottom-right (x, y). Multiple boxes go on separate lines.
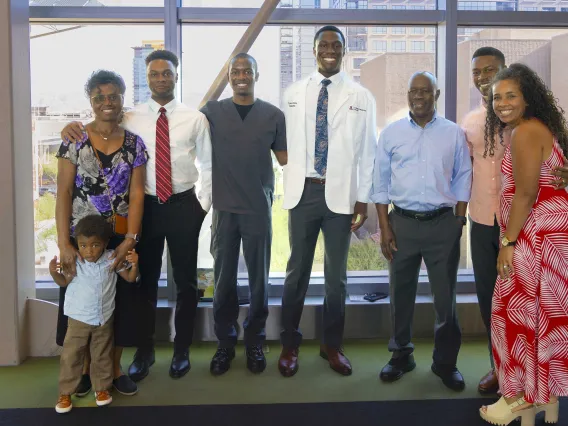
top-left (55, 395), bottom-right (72, 414)
top-left (95, 390), bottom-right (112, 407)
top-left (75, 374), bottom-right (92, 397)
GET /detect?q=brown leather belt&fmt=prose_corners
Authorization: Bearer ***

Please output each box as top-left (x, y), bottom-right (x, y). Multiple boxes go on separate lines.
top-left (305, 177), bottom-right (326, 185)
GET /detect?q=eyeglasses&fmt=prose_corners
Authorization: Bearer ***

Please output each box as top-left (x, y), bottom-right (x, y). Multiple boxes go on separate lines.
top-left (90, 94), bottom-right (124, 104)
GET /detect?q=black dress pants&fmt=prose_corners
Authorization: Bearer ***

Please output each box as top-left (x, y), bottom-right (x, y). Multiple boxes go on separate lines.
top-left (136, 188), bottom-right (206, 352)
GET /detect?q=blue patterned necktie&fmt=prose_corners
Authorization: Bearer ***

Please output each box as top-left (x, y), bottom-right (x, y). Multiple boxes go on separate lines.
top-left (315, 79), bottom-right (332, 176)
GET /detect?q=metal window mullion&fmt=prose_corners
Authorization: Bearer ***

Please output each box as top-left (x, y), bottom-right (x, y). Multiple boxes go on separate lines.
top-left (164, 0), bottom-right (182, 302)
top-left (457, 10), bottom-right (568, 28)
top-left (178, 7), bottom-right (444, 25)
top-left (29, 6), bottom-right (164, 23)
top-left (436, 0), bottom-right (457, 122)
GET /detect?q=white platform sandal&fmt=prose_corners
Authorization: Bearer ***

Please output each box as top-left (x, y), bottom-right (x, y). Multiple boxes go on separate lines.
top-left (479, 396), bottom-right (536, 426)
top-left (536, 400), bottom-right (559, 424)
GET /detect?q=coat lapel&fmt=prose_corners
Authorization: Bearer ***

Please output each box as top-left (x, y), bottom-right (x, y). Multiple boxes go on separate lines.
top-left (328, 77), bottom-right (355, 125)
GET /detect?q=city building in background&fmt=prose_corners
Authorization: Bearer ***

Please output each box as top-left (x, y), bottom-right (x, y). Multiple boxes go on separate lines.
top-left (133, 40), bottom-right (164, 105)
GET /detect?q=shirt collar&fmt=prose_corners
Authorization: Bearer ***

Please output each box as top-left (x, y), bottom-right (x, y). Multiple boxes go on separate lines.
top-left (310, 70), bottom-right (345, 86)
top-left (148, 97), bottom-right (178, 115)
top-left (407, 110), bottom-right (438, 128)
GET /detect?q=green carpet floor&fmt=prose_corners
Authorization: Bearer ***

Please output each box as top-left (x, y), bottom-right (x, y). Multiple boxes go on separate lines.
top-left (0, 339), bottom-right (496, 409)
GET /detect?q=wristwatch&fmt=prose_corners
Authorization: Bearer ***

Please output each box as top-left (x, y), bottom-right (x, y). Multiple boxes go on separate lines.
top-left (501, 236), bottom-right (516, 247)
top-left (125, 233), bottom-right (139, 243)
top-left (456, 215), bottom-right (467, 226)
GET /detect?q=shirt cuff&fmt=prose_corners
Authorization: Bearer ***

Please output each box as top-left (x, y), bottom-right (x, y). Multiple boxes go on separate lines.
top-left (198, 197), bottom-right (212, 213)
top-left (370, 192), bottom-right (389, 204)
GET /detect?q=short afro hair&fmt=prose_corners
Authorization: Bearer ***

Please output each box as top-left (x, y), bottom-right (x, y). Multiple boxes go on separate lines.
top-left (229, 53), bottom-right (258, 73)
top-left (145, 49), bottom-right (179, 68)
top-left (313, 25), bottom-right (346, 48)
top-left (73, 214), bottom-right (113, 243)
top-left (84, 70), bottom-right (126, 98)
top-left (472, 47), bottom-right (506, 66)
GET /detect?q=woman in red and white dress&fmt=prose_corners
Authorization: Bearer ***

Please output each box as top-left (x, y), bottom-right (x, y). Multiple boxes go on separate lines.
top-left (479, 63), bottom-right (568, 426)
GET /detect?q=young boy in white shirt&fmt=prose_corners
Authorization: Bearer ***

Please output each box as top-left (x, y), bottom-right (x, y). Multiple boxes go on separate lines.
top-left (50, 215), bottom-right (139, 414)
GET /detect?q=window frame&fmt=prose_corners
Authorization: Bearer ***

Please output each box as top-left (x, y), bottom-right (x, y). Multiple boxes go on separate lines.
top-left (29, 0), bottom-right (568, 300)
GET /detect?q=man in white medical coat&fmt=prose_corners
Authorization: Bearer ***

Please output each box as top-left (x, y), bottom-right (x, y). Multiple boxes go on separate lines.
top-left (278, 25), bottom-right (377, 377)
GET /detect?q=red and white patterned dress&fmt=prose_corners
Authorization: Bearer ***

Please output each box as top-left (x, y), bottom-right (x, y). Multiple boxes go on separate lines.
top-left (492, 140), bottom-right (568, 404)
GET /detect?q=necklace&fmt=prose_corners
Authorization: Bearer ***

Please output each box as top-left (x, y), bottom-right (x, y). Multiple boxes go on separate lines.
top-left (92, 124), bottom-right (119, 141)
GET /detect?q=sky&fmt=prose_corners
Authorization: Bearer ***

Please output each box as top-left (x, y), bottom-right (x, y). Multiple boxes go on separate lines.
top-left (30, 24), bottom-right (281, 111)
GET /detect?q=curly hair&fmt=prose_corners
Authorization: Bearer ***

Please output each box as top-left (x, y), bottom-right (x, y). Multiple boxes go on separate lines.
top-left (84, 69), bottom-right (126, 98)
top-left (73, 214), bottom-right (113, 243)
top-left (484, 63), bottom-right (568, 159)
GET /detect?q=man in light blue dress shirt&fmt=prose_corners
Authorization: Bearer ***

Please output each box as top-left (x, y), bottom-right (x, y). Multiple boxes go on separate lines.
top-left (371, 72), bottom-right (472, 391)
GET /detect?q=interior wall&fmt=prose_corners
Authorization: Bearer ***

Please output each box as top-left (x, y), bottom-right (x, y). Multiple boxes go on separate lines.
top-left (0, 0), bottom-right (35, 366)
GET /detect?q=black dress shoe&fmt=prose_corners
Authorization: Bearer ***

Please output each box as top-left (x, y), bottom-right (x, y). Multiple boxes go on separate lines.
top-left (210, 347), bottom-right (236, 376)
top-left (379, 354), bottom-right (416, 382)
top-left (431, 363), bottom-right (465, 391)
top-left (246, 345), bottom-right (267, 374)
top-left (75, 374), bottom-right (92, 397)
top-left (128, 349), bottom-right (155, 383)
top-left (169, 350), bottom-right (191, 379)
top-left (113, 375), bottom-right (138, 396)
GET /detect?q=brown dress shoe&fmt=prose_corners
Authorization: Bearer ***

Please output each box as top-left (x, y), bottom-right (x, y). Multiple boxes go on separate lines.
top-left (320, 345), bottom-right (352, 376)
top-left (478, 369), bottom-right (499, 394)
top-left (278, 347), bottom-right (299, 377)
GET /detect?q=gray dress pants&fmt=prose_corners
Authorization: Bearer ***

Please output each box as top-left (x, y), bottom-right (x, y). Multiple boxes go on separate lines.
top-left (388, 209), bottom-right (462, 367)
top-left (280, 181), bottom-right (352, 349)
top-left (211, 209), bottom-right (271, 348)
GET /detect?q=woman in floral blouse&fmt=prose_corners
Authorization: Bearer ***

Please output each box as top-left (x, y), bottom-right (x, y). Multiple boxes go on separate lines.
top-left (55, 70), bottom-right (148, 396)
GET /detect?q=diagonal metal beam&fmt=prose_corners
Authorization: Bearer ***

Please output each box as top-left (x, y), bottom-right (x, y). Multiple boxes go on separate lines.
top-left (198, 0), bottom-right (280, 109)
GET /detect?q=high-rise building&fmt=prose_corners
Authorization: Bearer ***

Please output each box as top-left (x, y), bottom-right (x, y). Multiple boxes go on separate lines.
top-left (132, 40), bottom-right (164, 105)
top-left (279, 0), bottom-right (568, 98)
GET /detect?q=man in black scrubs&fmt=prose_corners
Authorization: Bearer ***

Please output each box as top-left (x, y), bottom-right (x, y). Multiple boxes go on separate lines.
top-left (200, 53), bottom-right (287, 375)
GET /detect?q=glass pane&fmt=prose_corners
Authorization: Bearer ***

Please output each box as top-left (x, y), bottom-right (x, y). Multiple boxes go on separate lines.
top-left (456, 27), bottom-right (568, 270)
top-left (458, 1), bottom-right (568, 11)
top-left (182, 24), bottom-right (436, 273)
top-left (182, 0), bottom-right (435, 9)
top-left (31, 24), bottom-right (167, 280)
top-left (30, 0), bottom-right (164, 6)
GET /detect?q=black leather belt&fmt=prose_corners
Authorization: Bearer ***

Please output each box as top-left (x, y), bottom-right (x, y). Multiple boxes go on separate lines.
top-left (306, 177), bottom-right (326, 185)
top-left (146, 187), bottom-right (195, 204)
top-left (393, 204), bottom-right (452, 221)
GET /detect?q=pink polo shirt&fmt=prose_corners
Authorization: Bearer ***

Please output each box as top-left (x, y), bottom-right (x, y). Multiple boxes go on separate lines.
top-left (461, 102), bottom-right (510, 226)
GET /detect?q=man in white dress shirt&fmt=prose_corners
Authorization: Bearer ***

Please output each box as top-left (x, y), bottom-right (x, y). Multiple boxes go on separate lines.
top-left (278, 26), bottom-right (377, 377)
top-left (61, 50), bottom-right (212, 382)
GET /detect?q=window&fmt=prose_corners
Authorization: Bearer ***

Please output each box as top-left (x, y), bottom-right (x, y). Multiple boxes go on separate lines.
top-left (182, 25), bottom-right (436, 274)
top-left (409, 5), bottom-right (426, 10)
top-left (391, 40), bottom-right (406, 52)
top-left (411, 40), bottom-right (425, 52)
top-left (410, 27), bottom-right (426, 35)
top-left (373, 27), bottom-right (388, 34)
top-left (429, 40), bottom-right (436, 51)
top-left (392, 27), bottom-right (406, 35)
top-left (372, 5), bottom-right (387, 9)
top-left (457, 27), bottom-right (568, 133)
top-left (523, 7), bottom-right (538, 11)
top-left (30, 24), bottom-right (165, 281)
top-left (353, 57), bottom-right (366, 69)
top-left (372, 40), bottom-right (387, 52)
top-left (30, 0), bottom-right (163, 5)
top-left (542, 7), bottom-right (556, 11)
top-left (346, 0), bottom-right (368, 8)
top-left (181, 0), bottom-right (436, 8)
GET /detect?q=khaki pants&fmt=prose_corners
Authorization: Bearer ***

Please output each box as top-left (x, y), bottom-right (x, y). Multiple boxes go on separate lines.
top-left (58, 315), bottom-right (114, 395)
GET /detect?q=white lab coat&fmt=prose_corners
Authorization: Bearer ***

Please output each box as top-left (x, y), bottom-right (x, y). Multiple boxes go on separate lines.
top-left (282, 72), bottom-right (378, 214)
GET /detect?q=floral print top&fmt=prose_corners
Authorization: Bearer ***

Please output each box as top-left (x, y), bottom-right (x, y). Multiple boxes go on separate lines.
top-left (56, 130), bottom-right (148, 232)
